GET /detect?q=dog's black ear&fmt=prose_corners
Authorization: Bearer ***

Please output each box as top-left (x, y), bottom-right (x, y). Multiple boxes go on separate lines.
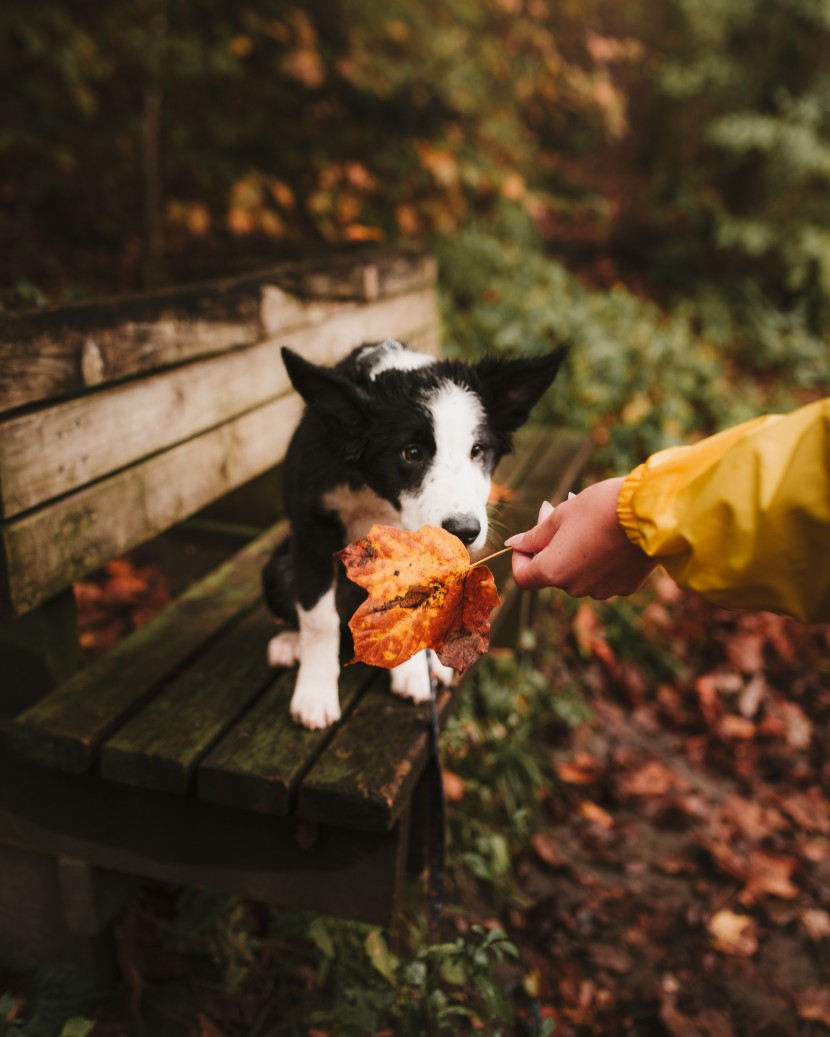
top-left (281, 348), bottom-right (370, 433)
top-left (474, 346), bottom-right (568, 435)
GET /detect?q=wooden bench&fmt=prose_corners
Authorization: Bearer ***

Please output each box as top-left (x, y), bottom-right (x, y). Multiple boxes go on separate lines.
top-left (0, 246), bottom-right (591, 972)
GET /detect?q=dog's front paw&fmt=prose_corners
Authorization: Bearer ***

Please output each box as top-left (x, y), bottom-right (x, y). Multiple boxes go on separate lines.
top-left (290, 678), bottom-right (341, 730)
top-left (390, 652), bottom-right (433, 704)
top-left (267, 630), bottom-right (300, 668)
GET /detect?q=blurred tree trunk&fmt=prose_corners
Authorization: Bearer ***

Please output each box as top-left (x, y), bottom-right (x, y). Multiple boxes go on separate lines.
top-left (142, 3), bottom-right (166, 289)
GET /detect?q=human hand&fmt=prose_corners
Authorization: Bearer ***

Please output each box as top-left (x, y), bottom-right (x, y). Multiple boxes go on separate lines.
top-left (505, 477), bottom-right (658, 598)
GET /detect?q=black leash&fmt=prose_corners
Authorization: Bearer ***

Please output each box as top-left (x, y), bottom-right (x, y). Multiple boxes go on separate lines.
top-left (425, 655), bottom-right (447, 943)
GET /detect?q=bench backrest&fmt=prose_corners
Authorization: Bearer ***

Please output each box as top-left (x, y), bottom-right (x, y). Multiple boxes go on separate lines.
top-left (0, 247), bottom-right (439, 617)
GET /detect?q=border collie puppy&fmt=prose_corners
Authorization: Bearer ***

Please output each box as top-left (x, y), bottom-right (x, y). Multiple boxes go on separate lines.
top-left (263, 339), bottom-right (567, 729)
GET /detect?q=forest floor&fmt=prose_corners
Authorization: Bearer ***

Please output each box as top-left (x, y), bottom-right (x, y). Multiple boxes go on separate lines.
top-left (497, 576), bottom-right (830, 1036)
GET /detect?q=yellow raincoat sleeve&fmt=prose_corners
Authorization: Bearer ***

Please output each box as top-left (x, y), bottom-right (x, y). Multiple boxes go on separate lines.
top-left (616, 397), bottom-right (830, 623)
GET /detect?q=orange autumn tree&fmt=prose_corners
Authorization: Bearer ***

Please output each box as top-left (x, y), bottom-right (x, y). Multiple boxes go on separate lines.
top-left (337, 524), bottom-right (503, 673)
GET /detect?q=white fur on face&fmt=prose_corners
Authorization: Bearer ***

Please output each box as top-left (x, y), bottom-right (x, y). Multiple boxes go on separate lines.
top-left (398, 383), bottom-right (490, 553)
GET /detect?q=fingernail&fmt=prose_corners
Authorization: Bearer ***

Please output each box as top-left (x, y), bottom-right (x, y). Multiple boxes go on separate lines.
top-left (538, 500), bottom-right (555, 522)
top-left (504, 533), bottom-right (522, 548)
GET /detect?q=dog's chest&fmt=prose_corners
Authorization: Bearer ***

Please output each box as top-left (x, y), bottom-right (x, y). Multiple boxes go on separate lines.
top-left (323, 484), bottom-right (401, 543)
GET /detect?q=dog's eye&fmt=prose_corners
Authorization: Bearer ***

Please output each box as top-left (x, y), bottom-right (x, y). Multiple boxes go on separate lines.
top-left (470, 442), bottom-right (485, 460)
top-left (401, 445), bottom-right (424, 464)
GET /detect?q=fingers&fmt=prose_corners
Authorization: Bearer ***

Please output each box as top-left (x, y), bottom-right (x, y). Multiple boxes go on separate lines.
top-left (507, 480), bottom-right (657, 598)
top-left (511, 548), bottom-right (550, 590)
top-left (507, 500), bottom-right (560, 590)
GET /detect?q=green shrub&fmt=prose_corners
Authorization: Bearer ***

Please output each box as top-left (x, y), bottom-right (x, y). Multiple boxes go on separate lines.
top-left (437, 205), bottom-right (828, 472)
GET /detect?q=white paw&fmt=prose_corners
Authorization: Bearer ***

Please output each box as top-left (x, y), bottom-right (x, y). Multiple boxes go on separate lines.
top-left (290, 677), bottom-right (341, 729)
top-left (390, 652), bottom-right (433, 704)
top-left (428, 651), bottom-right (455, 687)
top-left (267, 631), bottom-right (300, 668)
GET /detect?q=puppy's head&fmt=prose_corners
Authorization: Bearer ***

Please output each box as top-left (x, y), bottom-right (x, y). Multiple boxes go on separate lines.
top-left (281, 344), bottom-right (567, 553)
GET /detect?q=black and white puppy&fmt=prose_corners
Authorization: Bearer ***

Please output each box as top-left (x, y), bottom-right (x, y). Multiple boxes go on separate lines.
top-left (263, 339), bottom-right (567, 729)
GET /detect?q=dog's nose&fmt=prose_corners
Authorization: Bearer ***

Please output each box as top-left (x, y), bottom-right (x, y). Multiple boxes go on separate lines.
top-left (442, 514), bottom-right (482, 546)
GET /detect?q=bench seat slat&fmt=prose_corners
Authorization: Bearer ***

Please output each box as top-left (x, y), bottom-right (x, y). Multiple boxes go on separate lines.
top-left (100, 603), bottom-right (279, 794)
top-left (499, 429), bottom-right (594, 537)
top-left (499, 426), bottom-right (552, 490)
top-left (10, 523), bottom-right (289, 773)
top-left (524, 430), bottom-right (595, 517)
top-left (197, 664), bottom-right (379, 816)
top-left (297, 681), bottom-right (454, 831)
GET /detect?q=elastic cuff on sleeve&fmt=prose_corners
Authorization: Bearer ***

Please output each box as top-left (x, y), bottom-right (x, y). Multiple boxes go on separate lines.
top-left (616, 464), bottom-right (648, 551)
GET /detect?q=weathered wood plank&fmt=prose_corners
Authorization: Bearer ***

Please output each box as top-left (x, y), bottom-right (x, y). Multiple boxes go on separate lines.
top-left (279, 248), bottom-right (437, 303)
top-left (0, 284), bottom-right (439, 519)
top-left (1, 343), bottom-right (287, 521)
top-left (197, 664), bottom-right (379, 816)
top-left (0, 246), bottom-right (435, 414)
top-left (486, 429), bottom-right (593, 638)
top-left (1, 275), bottom-right (440, 614)
top-left (296, 679), bottom-right (455, 831)
top-left (0, 394), bottom-right (303, 616)
top-left (100, 604), bottom-right (277, 794)
top-left (274, 283), bottom-right (438, 370)
top-left (9, 523), bottom-right (289, 772)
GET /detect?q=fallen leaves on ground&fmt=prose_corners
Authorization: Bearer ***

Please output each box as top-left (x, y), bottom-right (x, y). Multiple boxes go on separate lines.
top-left (74, 558), bottom-right (170, 661)
top-left (511, 582), bottom-right (830, 1036)
top-left (706, 909), bottom-right (759, 957)
top-left (337, 524), bottom-right (500, 672)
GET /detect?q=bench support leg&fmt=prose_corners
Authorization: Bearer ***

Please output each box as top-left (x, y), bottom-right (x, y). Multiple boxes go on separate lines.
top-left (0, 844), bottom-right (128, 982)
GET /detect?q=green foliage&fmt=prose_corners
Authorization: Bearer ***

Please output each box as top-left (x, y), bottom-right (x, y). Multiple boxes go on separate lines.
top-left (0, 282), bottom-right (49, 313)
top-left (625, 0), bottom-right (830, 350)
top-left (439, 206), bottom-right (767, 470)
top-left (304, 918), bottom-right (520, 1036)
top-left (165, 888), bottom-right (266, 992)
top-left (594, 593), bottom-right (685, 685)
top-left (442, 650), bottom-right (590, 899)
top-left (154, 891), bottom-right (522, 1035)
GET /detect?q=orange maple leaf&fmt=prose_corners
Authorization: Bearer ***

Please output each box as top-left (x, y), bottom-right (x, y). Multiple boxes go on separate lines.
top-left (336, 524), bottom-right (501, 673)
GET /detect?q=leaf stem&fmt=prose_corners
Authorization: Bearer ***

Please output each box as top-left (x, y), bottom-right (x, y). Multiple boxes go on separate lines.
top-left (466, 545), bottom-right (513, 570)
